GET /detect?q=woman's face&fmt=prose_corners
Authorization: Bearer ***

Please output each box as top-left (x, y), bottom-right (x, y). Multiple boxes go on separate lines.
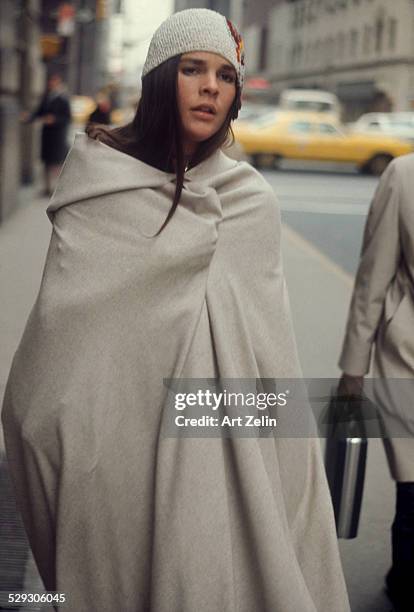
top-left (177, 51), bottom-right (237, 156)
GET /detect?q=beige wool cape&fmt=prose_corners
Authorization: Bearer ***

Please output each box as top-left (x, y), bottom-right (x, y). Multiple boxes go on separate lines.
top-left (340, 154), bottom-right (414, 482)
top-left (2, 133), bottom-right (350, 612)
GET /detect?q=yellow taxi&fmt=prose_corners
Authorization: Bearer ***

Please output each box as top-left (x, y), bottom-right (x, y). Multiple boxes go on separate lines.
top-left (233, 111), bottom-right (413, 175)
top-left (70, 96), bottom-right (96, 126)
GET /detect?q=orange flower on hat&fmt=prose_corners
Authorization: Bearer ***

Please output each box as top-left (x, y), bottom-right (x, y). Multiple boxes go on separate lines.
top-left (226, 18), bottom-right (245, 67)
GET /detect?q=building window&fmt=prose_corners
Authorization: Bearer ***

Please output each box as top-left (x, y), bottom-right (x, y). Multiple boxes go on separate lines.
top-left (274, 44), bottom-right (283, 70)
top-left (337, 32), bottom-right (345, 61)
top-left (291, 43), bottom-right (299, 68)
top-left (303, 44), bottom-right (310, 66)
top-left (259, 25), bottom-right (268, 71)
top-left (326, 37), bottom-right (334, 65)
top-left (291, 43), bottom-right (302, 69)
top-left (322, 38), bottom-right (332, 67)
top-left (315, 40), bottom-right (321, 67)
top-left (307, 0), bottom-right (317, 23)
top-left (298, 3), bottom-right (305, 28)
top-left (389, 18), bottom-right (397, 51)
top-left (375, 17), bottom-right (384, 53)
top-left (309, 42), bottom-right (315, 68)
top-left (350, 29), bottom-right (359, 58)
top-left (292, 4), bottom-right (299, 29)
top-left (297, 42), bottom-right (303, 67)
top-left (363, 25), bottom-right (372, 55)
top-left (209, 0), bottom-right (230, 13)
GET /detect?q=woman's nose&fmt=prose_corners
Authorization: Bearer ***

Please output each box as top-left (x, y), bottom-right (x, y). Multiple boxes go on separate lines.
top-left (200, 72), bottom-right (219, 94)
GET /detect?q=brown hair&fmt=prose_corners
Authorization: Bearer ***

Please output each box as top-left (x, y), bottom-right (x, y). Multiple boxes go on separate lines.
top-left (86, 55), bottom-right (241, 235)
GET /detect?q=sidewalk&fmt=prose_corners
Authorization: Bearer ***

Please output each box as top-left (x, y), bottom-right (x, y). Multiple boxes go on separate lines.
top-left (282, 225), bottom-right (394, 612)
top-left (0, 183), bottom-right (52, 609)
top-left (1, 184), bottom-right (52, 439)
top-left (0, 180), bottom-right (394, 611)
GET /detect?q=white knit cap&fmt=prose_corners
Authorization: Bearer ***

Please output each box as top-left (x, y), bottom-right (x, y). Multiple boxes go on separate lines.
top-left (142, 8), bottom-right (245, 91)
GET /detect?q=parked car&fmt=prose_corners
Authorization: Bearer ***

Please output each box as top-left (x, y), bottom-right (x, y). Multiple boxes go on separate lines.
top-left (390, 112), bottom-right (414, 127)
top-left (351, 112), bottom-right (414, 144)
top-left (236, 102), bottom-right (277, 124)
top-left (233, 111), bottom-right (413, 175)
top-left (279, 89), bottom-right (341, 117)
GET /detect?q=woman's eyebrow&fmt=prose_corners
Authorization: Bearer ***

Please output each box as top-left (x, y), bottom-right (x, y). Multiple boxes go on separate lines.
top-left (180, 58), bottom-right (235, 71)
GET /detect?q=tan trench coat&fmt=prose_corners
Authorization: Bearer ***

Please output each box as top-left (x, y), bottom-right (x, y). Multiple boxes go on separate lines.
top-left (340, 154), bottom-right (414, 481)
top-left (2, 133), bottom-right (349, 611)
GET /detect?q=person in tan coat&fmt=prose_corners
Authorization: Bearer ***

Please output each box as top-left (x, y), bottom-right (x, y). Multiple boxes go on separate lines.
top-left (339, 153), bottom-right (414, 612)
top-left (2, 9), bottom-right (350, 611)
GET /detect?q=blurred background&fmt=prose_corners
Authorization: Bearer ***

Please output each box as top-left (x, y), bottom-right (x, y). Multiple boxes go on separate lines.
top-left (1, 0), bottom-right (174, 223)
top-left (2, 0), bottom-right (414, 222)
top-left (2, 2), bottom-right (414, 611)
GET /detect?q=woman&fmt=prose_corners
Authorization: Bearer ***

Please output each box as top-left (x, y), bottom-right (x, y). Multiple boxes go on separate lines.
top-left (2, 9), bottom-right (350, 612)
top-left (21, 73), bottom-right (72, 197)
top-left (339, 154), bottom-right (414, 612)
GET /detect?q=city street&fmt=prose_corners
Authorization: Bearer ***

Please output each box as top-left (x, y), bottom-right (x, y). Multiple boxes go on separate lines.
top-left (264, 162), bottom-right (379, 275)
top-left (0, 162), bottom-right (394, 611)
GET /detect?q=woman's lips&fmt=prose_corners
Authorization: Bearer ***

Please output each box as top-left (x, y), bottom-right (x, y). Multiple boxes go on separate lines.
top-left (191, 109), bottom-right (216, 121)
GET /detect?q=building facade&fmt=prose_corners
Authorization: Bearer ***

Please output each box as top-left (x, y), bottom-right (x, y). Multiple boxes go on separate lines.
top-left (175, 0), bottom-right (231, 16)
top-left (0, 0), bottom-right (44, 221)
top-left (243, 0), bottom-right (414, 118)
top-left (174, 0), bottom-right (241, 30)
top-left (39, 0), bottom-right (112, 95)
top-left (0, 1), bottom-right (116, 224)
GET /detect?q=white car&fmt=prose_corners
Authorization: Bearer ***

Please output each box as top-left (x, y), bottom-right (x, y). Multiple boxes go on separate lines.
top-left (351, 112), bottom-right (414, 144)
top-left (279, 89), bottom-right (341, 116)
top-left (236, 103), bottom-right (277, 124)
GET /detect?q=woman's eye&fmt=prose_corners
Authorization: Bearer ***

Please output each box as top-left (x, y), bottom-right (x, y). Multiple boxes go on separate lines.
top-left (181, 66), bottom-right (235, 82)
top-left (220, 73), bottom-right (236, 83)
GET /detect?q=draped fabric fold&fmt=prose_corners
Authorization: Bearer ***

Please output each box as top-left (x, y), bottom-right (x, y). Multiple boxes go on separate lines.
top-left (2, 133), bottom-right (350, 611)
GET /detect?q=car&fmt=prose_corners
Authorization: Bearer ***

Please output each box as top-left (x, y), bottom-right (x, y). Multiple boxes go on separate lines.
top-left (279, 89), bottom-right (341, 116)
top-left (389, 112), bottom-right (414, 127)
top-left (233, 111), bottom-right (413, 175)
top-left (351, 112), bottom-right (414, 144)
top-left (236, 102), bottom-right (277, 124)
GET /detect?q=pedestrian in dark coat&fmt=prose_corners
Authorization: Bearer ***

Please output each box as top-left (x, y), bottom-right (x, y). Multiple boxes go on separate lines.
top-left (22, 73), bottom-right (72, 197)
